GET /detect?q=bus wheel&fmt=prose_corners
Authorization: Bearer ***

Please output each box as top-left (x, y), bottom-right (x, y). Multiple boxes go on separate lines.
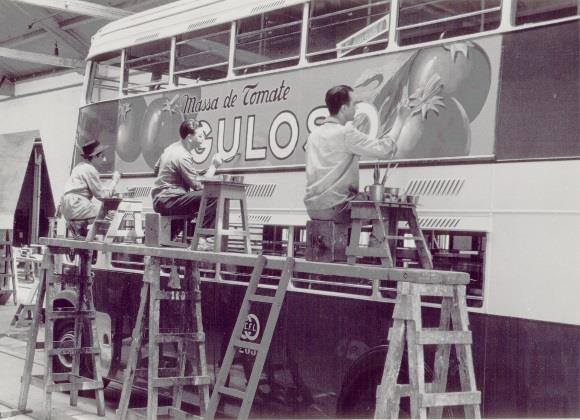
top-left (337, 361), bottom-right (459, 418)
top-left (52, 319), bottom-right (110, 391)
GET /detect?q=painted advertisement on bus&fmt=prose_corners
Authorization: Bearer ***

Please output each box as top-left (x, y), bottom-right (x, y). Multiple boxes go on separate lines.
top-left (76, 36), bottom-right (500, 173)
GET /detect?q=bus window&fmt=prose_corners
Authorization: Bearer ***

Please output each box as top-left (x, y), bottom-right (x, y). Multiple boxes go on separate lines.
top-left (307, 0), bottom-right (390, 63)
top-left (174, 24), bottom-right (230, 85)
top-left (234, 5), bottom-right (302, 75)
top-left (123, 38), bottom-right (171, 95)
top-left (516, 0), bottom-right (579, 25)
top-left (88, 51), bottom-right (122, 103)
top-left (398, 0), bottom-right (501, 46)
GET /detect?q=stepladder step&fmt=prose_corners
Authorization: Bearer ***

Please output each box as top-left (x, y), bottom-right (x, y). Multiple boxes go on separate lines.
top-left (420, 391), bottom-right (481, 408)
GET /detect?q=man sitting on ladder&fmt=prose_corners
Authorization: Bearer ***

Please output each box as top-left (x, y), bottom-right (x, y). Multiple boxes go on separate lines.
top-left (59, 139), bottom-right (121, 239)
top-left (151, 118), bottom-right (223, 248)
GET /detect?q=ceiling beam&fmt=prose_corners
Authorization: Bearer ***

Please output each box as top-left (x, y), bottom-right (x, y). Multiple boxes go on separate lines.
top-left (9, 0), bottom-right (132, 21)
top-left (0, 46), bottom-right (84, 68)
top-left (10, 2), bottom-right (89, 57)
top-left (0, 0), bottom-right (175, 50)
top-left (0, 76), bottom-right (15, 96)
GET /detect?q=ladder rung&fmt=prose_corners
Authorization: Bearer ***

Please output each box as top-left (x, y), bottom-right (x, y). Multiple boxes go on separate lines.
top-left (48, 346), bottom-right (101, 356)
top-left (127, 406), bottom-right (203, 419)
top-left (218, 385), bottom-right (245, 399)
top-left (418, 330), bottom-right (472, 345)
top-left (248, 294), bottom-right (275, 304)
top-left (194, 228), bottom-right (250, 236)
top-left (233, 339), bottom-right (261, 351)
top-left (420, 391), bottom-right (481, 408)
top-left (31, 374), bottom-right (104, 392)
top-left (154, 332), bottom-right (205, 343)
top-left (386, 235), bottom-right (422, 240)
top-left (46, 310), bottom-right (96, 320)
top-left (152, 375), bottom-right (210, 388)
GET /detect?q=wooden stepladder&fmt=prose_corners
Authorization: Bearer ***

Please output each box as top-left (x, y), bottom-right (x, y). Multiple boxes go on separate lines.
top-left (374, 280), bottom-right (481, 419)
top-left (0, 229), bottom-right (17, 305)
top-left (191, 180), bottom-right (251, 254)
top-left (206, 255), bottom-right (293, 420)
top-left (116, 256), bottom-right (210, 420)
top-left (18, 248), bottom-right (105, 420)
top-left (347, 201), bottom-right (433, 269)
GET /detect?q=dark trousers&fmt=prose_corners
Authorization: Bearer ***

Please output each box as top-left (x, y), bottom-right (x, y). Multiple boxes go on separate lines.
top-left (66, 218), bottom-right (94, 240)
top-left (153, 191), bottom-right (216, 228)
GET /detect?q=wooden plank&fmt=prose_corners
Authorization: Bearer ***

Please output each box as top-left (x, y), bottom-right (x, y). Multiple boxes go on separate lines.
top-left (418, 330), bottom-right (472, 345)
top-left (11, 0), bottom-right (131, 20)
top-left (429, 296), bottom-right (453, 419)
top-left (375, 319), bottom-right (406, 419)
top-left (152, 376), bottom-right (210, 388)
top-left (420, 391), bottom-right (481, 408)
top-left (0, 46), bottom-right (83, 69)
top-left (147, 257), bottom-right (161, 420)
top-left (39, 237), bottom-right (470, 285)
top-left (451, 286), bottom-right (482, 418)
top-left (117, 282), bottom-right (149, 420)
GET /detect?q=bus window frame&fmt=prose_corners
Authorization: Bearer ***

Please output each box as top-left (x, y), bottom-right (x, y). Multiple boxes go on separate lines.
top-left (306, 0), bottom-right (391, 62)
top-left (122, 38), bottom-right (172, 95)
top-left (173, 24), bottom-right (231, 86)
top-left (233, 4), bottom-right (304, 75)
top-left (84, 1), bottom-right (579, 103)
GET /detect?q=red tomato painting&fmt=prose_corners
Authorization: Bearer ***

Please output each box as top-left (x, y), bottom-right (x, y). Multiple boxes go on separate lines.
top-left (140, 95), bottom-right (184, 168)
top-left (116, 97), bottom-right (146, 162)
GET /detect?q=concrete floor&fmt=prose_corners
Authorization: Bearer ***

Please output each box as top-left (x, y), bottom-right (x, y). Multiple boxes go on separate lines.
top-left (0, 279), bottom-right (123, 420)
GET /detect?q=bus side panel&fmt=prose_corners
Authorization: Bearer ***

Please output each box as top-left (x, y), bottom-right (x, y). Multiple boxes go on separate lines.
top-left (481, 314), bottom-right (580, 418)
top-left (496, 20), bottom-right (579, 160)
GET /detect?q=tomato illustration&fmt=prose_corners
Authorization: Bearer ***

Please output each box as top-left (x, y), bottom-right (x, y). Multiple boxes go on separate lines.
top-left (408, 42), bottom-right (491, 121)
top-left (116, 97), bottom-right (146, 162)
top-left (140, 95), bottom-right (184, 168)
top-left (398, 94), bottom-right (471, 159)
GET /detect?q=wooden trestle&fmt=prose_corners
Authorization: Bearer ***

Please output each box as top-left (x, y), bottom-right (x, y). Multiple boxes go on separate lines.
top-left (34, 235), bottom-right (477, 419)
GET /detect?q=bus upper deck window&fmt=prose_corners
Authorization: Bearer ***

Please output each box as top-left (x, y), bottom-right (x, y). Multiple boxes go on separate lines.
top-left (123, 39), bottom-right (171, 95)
top-left (88, 52), bottom-right (122, 103)
top-left (174, 24), bottom-right (230, 86)
top-left (307, 0), bottom-right (390, 63)
top-left (397, 0), bottom-right (501, 46)
top-left (234, 5), bottom-right (302, 75)
top-left (516, 0), bottom-right (579, 25)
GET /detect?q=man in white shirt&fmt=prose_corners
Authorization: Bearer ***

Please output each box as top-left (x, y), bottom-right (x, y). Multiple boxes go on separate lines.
top-left (304, 85), bottom-right (407, 223)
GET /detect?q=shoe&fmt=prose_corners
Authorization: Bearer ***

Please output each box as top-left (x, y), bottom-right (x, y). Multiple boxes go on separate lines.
top-left (196, 237), bottom-right (215, 251)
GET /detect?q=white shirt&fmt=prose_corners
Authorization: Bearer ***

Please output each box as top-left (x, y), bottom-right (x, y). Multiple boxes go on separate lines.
top-left (304, 117), bottom-right (395, 211)
top-left (60, 161), bottom-right (114, 220)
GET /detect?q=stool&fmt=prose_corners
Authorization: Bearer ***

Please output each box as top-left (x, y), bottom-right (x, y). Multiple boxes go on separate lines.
top-left (144, 213), bottom-right (191, 247)
top-left (85, 197), bottom-right (123, 241)
top-left (346, 201), bottom-right (433, 268)
top-left (191, 180), bottom-right (251, 253)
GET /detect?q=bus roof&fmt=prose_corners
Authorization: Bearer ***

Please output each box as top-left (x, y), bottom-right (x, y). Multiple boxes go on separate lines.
top-left (88, 0), bottom-right (307, 60)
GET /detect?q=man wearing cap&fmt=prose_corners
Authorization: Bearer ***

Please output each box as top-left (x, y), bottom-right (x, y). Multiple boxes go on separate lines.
top-left (151, 118), bottom-right (223, 217)
top-left (59, 139), bottom-right (121, 239)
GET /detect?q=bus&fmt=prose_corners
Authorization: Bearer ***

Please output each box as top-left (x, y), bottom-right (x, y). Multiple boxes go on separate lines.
top-left (53, 0), bottom-right (579, 417)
